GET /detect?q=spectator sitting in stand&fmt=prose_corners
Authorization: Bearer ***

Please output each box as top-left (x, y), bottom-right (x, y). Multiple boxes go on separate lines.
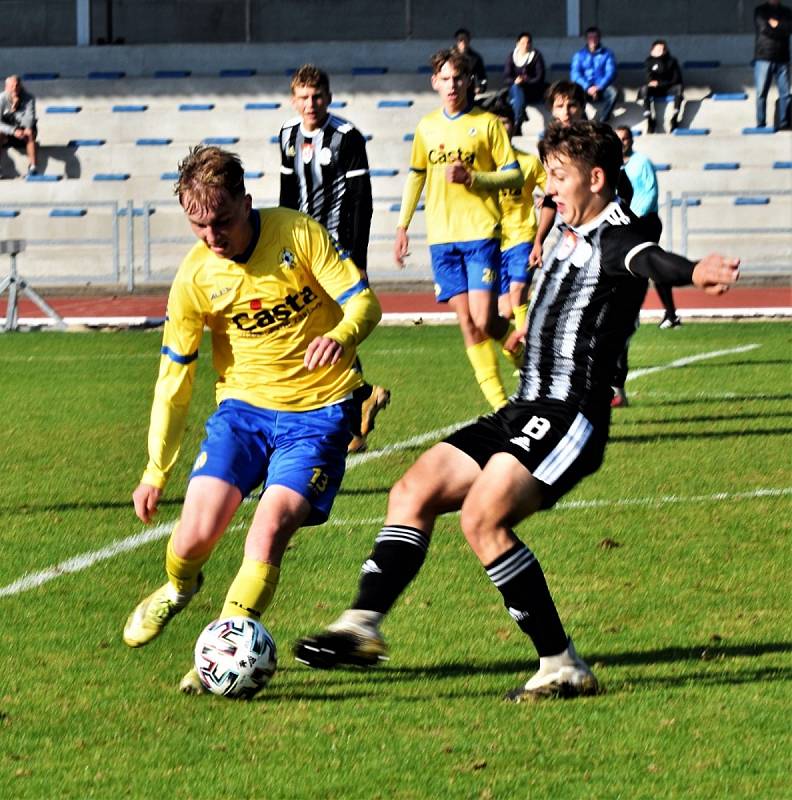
top-left (0, 75), bottom-right (38, 176)
top-left (503, 31), bottom-right (547, 134)
top-left (638, 39), bottom-right (684, 133)
top-left (570, 26), bottom-right (618, 122)
top-left (455, 27), bottom-right (488, 103)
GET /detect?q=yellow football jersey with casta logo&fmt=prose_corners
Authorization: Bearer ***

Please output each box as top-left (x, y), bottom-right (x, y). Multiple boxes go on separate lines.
top-left (500, 148), bottom-right (547, 251)
top-left (142, 207), bottom-right (380, 488)
top-left (402, 106), bottom-right (519, 245)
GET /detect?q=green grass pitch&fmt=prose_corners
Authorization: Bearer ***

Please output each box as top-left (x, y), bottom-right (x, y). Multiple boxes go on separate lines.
top-left (0, 321), bottom-right (790, 799)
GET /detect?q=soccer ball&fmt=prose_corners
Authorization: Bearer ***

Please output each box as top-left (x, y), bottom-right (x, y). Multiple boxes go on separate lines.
top-left (194, 617), bottom-right (277, 699)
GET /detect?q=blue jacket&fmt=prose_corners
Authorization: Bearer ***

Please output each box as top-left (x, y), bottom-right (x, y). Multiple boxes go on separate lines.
top-left (571, 44), bottom-right (617, 91)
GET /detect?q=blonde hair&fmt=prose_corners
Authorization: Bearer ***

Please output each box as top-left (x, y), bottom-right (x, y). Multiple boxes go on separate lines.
top-left (175, 145), bottom-right (245, 207)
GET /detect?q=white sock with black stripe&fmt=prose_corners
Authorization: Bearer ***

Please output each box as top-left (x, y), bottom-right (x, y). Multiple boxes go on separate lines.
top-left (485, 538), bottom-right (569, 657)
top-left (351, 524), bottom-right (430, 615)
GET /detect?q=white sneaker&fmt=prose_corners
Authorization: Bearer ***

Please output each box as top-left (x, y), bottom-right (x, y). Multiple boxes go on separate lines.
top-left (505, 639), bottom-right (599, 701)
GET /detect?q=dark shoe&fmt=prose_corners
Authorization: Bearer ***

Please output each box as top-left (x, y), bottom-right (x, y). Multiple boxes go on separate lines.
top-left (647, 116), bottom-right (656, 134)
top-left (659, 315), bottom-right (682, 330)
top-left (670, 116), bottom-right (679, 132)
top-left (294, 630), bottom-right (388, 669)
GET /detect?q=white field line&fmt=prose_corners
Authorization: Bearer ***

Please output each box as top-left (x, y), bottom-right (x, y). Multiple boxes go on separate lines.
top-left (325, 486), bottom-right (792, 527)
top-left (0, 343), bottom-right (767, 598)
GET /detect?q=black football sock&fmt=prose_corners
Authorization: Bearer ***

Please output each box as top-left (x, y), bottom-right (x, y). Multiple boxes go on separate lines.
top-left (351, 525), bottom-right (429, 614)
top-left (485, 539), bottom-right (569, 657)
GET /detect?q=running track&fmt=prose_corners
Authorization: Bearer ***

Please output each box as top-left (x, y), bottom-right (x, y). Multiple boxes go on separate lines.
top-left (1, 285), bottom-right (790, 327)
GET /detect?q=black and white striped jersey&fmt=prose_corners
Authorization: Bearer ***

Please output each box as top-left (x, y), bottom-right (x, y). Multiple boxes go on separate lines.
top-left (517, 201), bottom-right (695, 411)
top-left (278, 115), bottom-right (373, 269)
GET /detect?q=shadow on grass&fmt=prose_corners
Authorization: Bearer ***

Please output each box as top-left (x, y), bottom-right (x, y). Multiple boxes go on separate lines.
top-left (259, 641), bottom-right (792, 700)
top-left (614, 410), bottom-right (792, 426)
top-left (636, 392), bottom-right (792, 408)
top-left (610, 427), bottom-right (792, 444)
top-left (4, 497), bottom-right (186, 515)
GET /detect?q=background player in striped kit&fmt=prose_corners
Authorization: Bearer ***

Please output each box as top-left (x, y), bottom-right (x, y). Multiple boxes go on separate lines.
top-left (294, 121), bottom-right (740, 701)
top-left (279, 64), bottom-right (390, 453)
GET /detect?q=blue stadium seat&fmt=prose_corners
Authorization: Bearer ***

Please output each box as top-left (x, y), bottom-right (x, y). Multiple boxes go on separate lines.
top-left (68, 139), bottom-right (105, 147)
top-left (654, 163), bottom-right (671, 171)
top-left (26, 174), bottom-right (61, 182)
top-left (23, 72), bottom-right (59, 81)
top-left (244, 170), bottom-right (264, 179)
top-left (0, 210), bottom-right (20, 218)
top-left (389, 202), bottom-right (425, 212)
top-left (742, 126), bottom-right (775, 134)
top-left (88, 71), bottom-right (125, 80)
top-left (403, 133), bottom-right (415, 141)
top-left (683, 60), bottom-right (720, 68)
top-left (734, 196), bottom-right (770, 205)
top-left (220, 68), bottom-right (256, 77)
top-left (244, 102), bottom-right (281, 110)
top-left (112, 104), bottom-right (147, 112)
top-left (671, 198), bottom-right (701, 206)
top-left (417, 65), bottom-right (432, 74)
top-left (117, 207), bottom-right (155, 217)
top-left (329, 101), bottom-right (347, 108)
top-left (202, 136), bottom-right (239, 145)
top-left (378, 100), bottom-right (413, 108)
top-left (50, 208), bottom-right (87, 217)
top-left (269, 135), bottom-right (280, 144)
top-left (352, 67), bottom-right (388, 75)
top-left (772, 161), bottom-right (792, 169)
top-left (703, 162), bottom-right (740, 170)
top-left (161, 172), bottom-right (179, 180)
top-left (179, 103), bottom-right (215, 111)
top-left (370, 168), bottom-right (399, 177)
top-left (137, 138), bottom-right (172, 146)
top-left (93, 173), bottom-right (130, 181)
top-left (673, 128), bottom-right (711, 136)
top-left (712, 92), bottom-right (748, 101)
top-left (550, 63), bottom-right (570, 71)
top-left (46, 105), bottom-right (81, 114)
top-left (619, 61), bottom-right (644, 70)
top-left (154, 70), bottom-right (191, 78)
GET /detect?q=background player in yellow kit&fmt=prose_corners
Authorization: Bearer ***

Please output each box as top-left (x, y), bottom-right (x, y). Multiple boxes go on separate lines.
top-left (122, 145), bottom-right (381, 693)
top-left (394, 48), bottom-right (524, 410)
top-left (489, 98), bottom-right (546, 334)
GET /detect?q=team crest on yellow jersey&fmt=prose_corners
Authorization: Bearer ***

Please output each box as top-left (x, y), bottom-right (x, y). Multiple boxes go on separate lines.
top-left (279, 248), bottom-right (297, 269)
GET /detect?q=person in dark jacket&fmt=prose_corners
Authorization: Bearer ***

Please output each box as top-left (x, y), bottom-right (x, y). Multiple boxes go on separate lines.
top-left (455, 28), bottom-right (488, 101)
top-left (504, 32), bottom-right (546, 134)
top-left (638, 40), bottom-right (684, 133)
top-left (754, 0), bottom-right (791, 129)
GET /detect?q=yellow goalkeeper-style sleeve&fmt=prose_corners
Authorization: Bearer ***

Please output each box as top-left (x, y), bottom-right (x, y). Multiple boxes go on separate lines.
top-left (324, 287), bottom-right (382, 350)
top-left (397, 169), bottom-right (427, 231)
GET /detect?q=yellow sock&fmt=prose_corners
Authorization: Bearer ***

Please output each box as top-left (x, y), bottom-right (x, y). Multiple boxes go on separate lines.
top-left (513, 303), bottom-right (528, 332)
top-left (466, 339), bottom-right (507, 409)
top-left (165, 532), bottom-right (208, 594)
top-left (495, 321), bottom-right (524, 371)
top-left (220, 558), bottom-right (281, 620)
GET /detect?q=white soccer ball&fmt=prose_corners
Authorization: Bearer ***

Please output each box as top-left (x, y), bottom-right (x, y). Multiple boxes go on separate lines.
top-left (194, 617), bottom-right (277, 699)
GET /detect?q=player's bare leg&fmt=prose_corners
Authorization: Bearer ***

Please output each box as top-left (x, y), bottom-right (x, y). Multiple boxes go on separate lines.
top-left (181, 485), bottom-right (310, 693)
top-left (123, 478), bottom-right (241, 647)
top-left (295, 443), bottom-right (480, 668)
top-left (460, 454), bottom-right (599, 700)
top-left (451, 292), bottom-right (509, 409)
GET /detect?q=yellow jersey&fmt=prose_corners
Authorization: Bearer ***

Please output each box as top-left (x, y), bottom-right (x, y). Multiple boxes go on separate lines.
top-left (142, 207), bottom-right (381, 488)
top-left (398, 106), bottom-right (520, 245)
top-left (500, 148), bottom-right (546, 251)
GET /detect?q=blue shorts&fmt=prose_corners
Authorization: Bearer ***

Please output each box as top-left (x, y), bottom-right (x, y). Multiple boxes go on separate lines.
top-left (499, 242), bottom-right (534, 295)
top-left (429, 238), bottom-right (500, 303)
top-left (189, 398), bottom-right (354, 526)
